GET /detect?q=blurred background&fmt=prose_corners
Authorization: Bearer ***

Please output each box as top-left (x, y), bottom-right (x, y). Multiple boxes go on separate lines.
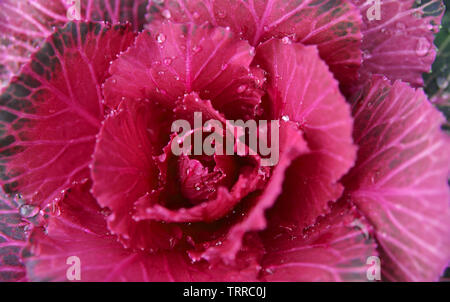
top-left (424, 0), bottom-right (450, 133)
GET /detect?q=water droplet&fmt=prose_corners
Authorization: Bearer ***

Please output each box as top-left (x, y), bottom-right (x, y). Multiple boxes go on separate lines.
top-left (415, 37), bottom-right (431, 56)
top-left (396, 22), bottom-right (406, 31)
top-left (156, 33), bottom-right (166, 43)
top-left (215, 10), bottom-right (226, 19)
top-left (281, 36), bottom-right (291, 44)
top-left (48, 202), bottom-right (61, 216)
top-left (24, 224), bottom-right (32, 233)
top-left (163, 57), bottom-right (173, 65)
top-left (14, 194), bottom-right (25, 206)
top-left (169, 237), bottom-right (176, 248)
top-left (156, 87), bottom-right (167, 95)
top-left (437, 77), bottom-right (449, 89)
top-left (193, 12), bottom-right (200, 19)
top-left (192, 45), bottom-right (202, 53)
top-left (281, 115), bottom-right (290, 122)
top-left (101, 208), bottom-right (112, 216)
top-left (237, 84), bottom-right (247, 94)
top-left (413, 11), bottom-right (422, 19)
top-left (19, 204), bottom-right (40, 218)
top-left (161, 9), bottom-right (171, 19)
top-left (362, 50), bottom-right (372, 60)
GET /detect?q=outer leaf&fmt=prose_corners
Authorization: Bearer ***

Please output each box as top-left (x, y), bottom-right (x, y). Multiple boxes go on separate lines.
top-left (150, 0), bottom-right (363, 93)
top-left (343, 76), bottom-right (450, 281)
top-left (0, 0), bottom-right (148, 87)
top-left (0, 190), bottom-right (28, 282)
top-left (24, 181), bottom-right (262, 281)
top-left (352, 0), bottom-right (445, 88)
top-left (104, 21), bottom-right (263, 118)
top-left (91, 98), bottom-right (182, 251)
top-left (255, 40), bottom-right (357, 230)
top-left (261, 201), bottom-right (377, 281)
top-left (0, 22), bottom-right (136, 207)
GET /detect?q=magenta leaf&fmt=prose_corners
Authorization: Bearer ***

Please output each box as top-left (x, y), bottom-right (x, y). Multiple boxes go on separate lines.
top-left (0, 0), bottom-right (148, 87)
top-left (0, 22), bottom-right (136, 208)
top-left (343, 76), bottom-right (450, 281)
top-left (173, 91), bottom-right (228, 123)
top-left (134, 149), bottom-right (263, 224)
top-left (91, 98), bottom-right (183, 251)
top-left (104, 21), bottom-right (263, 118)
top-left (351, 0), bottom-right (445, 89)
top-left (25, 181), bottom-right (262, 281)
top-left (194, 121), bottom-right (309, 263)
top-left (176, 155), bottom-right (224, 205)
top-left (260, 201), bottom-right (378, 281)
top-left (132, 93), bottom-right (266, 224)
top-left (150, 0), bottom-right (363, 93)
top-left (134, 165), bottom-right (262, 223)
top-left (255, 40), bottom-right (357, 230)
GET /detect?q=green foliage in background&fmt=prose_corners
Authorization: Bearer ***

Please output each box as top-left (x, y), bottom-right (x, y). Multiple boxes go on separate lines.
top-left (424, 0), bottom-right (450, 131)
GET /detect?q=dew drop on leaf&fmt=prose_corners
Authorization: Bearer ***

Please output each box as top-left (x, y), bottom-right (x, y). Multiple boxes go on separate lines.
top-left (163, 57), bottom-right (173, 65)
top-left (156, 33), bottom-right (166, 43)
top-left (19, 204), bottom-right (40, 218)
top-left (237, 84), bottom-right (247, 93)
top-left (281, 36), bottom-right (292, 44)
top-left (437, 77), bottom-right (449, 89)
top-left (415, 37), bottom-right (431, 57)
top-left (161, 9), bottom-right (171, 19)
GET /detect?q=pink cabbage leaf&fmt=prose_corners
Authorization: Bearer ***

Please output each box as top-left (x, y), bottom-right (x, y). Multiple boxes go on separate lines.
top-left (255, 40), bottom-right (357, 230)
top-left (0, 0), bottom-right (148, 86)
top-left (25, 180), bottom-right (262, 281)
top-left (149, 0), bottom-right (363, 94)
top-left (0, 22), bottom-right (136, 208)
top-left (342, 76), bottom-right (450, 281)
top-left (351, 0), bottom-right (444, 89)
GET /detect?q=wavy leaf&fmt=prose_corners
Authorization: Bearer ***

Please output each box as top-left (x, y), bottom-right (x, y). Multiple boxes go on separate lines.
top-left (343, 76), bottom-right (450, 281)
top-left (0, 22), bottom-right (136, 208)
